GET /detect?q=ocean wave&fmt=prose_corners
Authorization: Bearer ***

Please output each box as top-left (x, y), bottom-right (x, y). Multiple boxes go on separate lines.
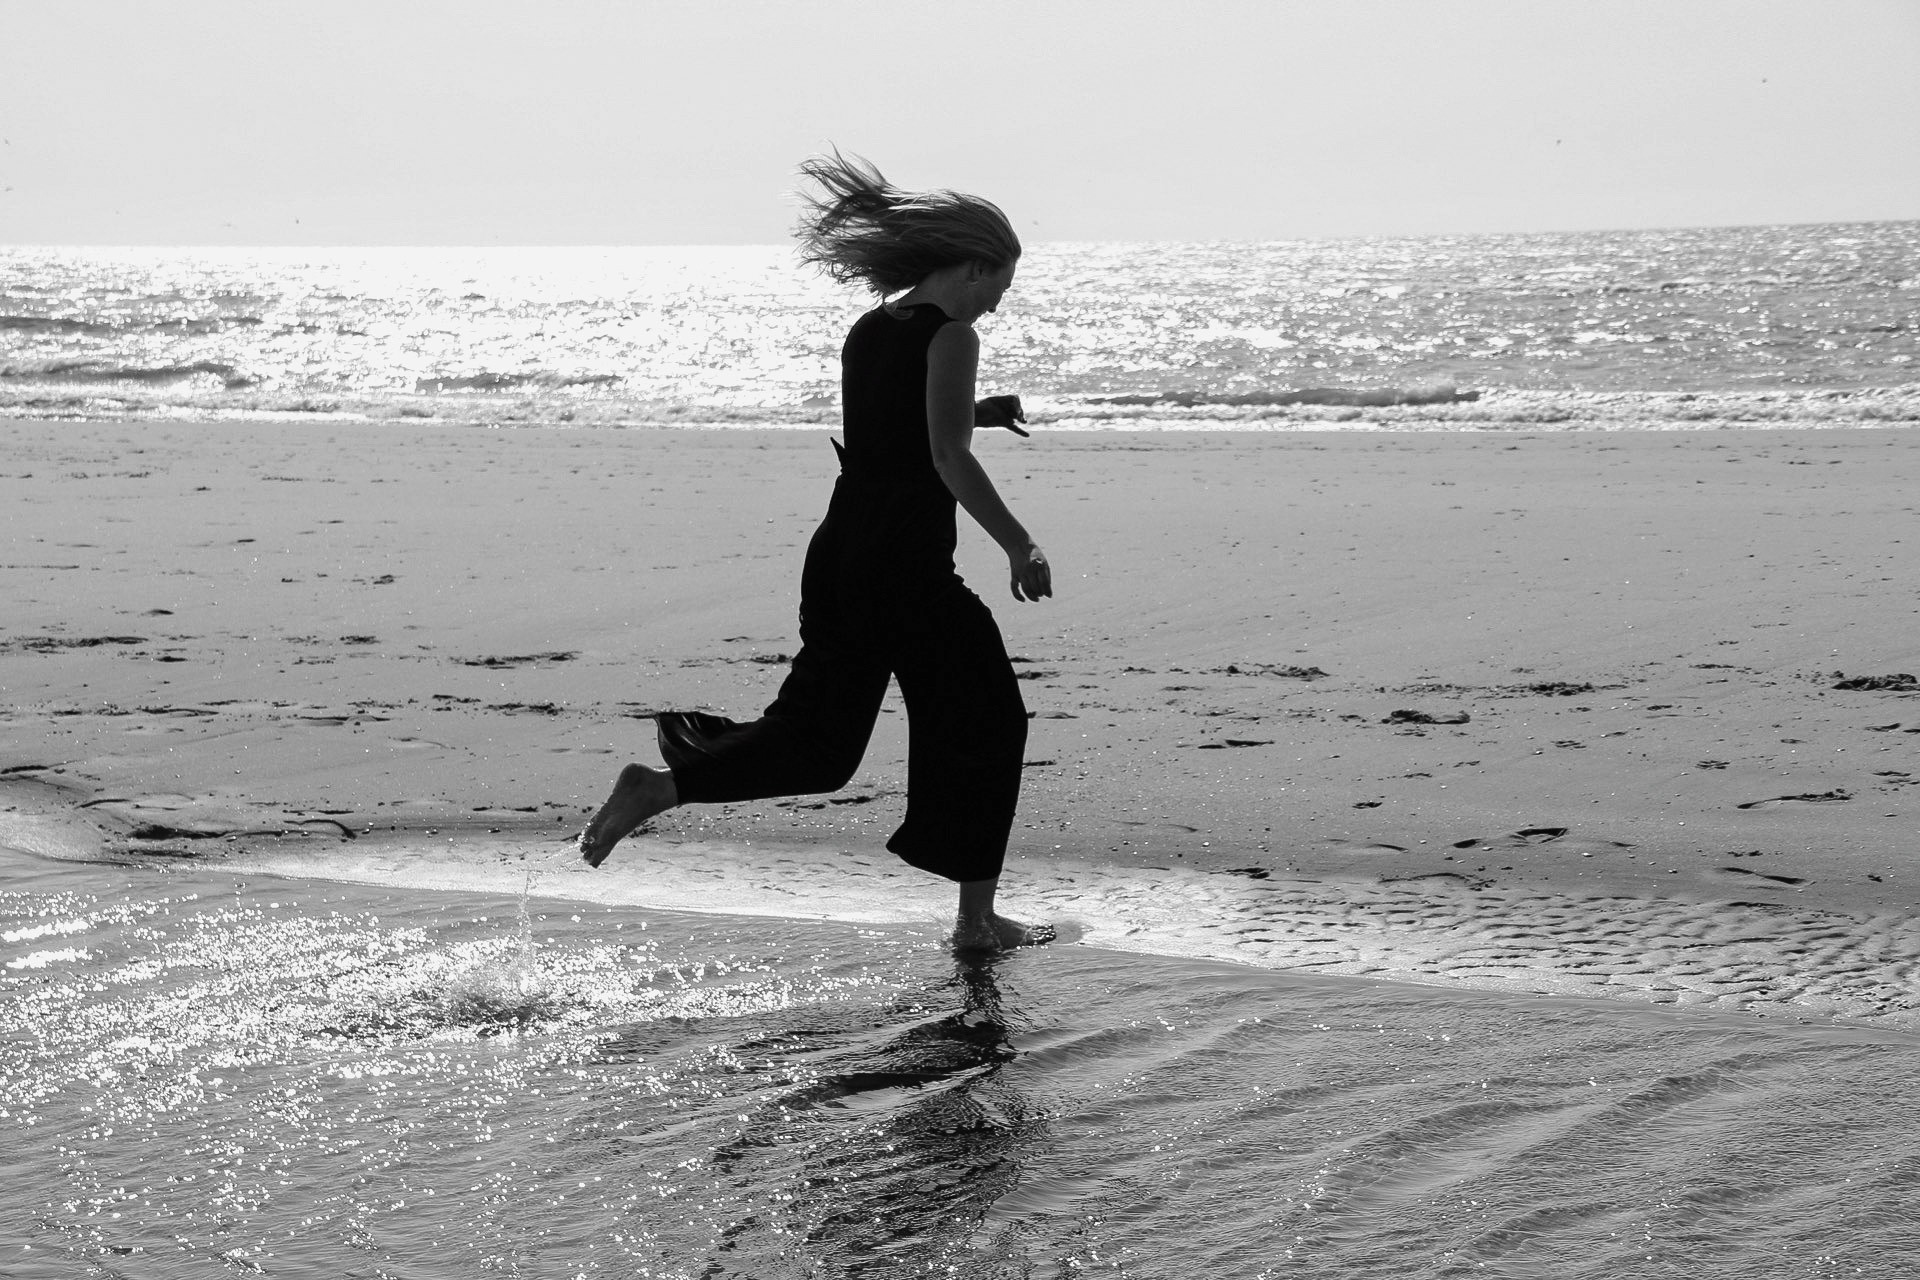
top-left (1040, 384), bottom-right (1920, 429)
top-left (0, 315), bottom-right (111, 336)
top-left (413, 371), bottom-right (624, 393)
top-left (0, 358), bottom-right (260, 389)
top-left (2, 381), bottom-right (1914, 432)
top-left (1088, 385), bottom-right (1480, 408)
top-left (0, 313), bottom-right (259, 337)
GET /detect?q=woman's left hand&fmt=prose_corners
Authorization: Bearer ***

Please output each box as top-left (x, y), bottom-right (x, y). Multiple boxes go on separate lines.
top-left (1009, 542), bottom-right (1052, 602)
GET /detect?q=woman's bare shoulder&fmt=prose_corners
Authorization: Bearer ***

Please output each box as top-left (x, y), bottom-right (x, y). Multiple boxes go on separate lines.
top-left (927, 319), bottom-right (979, 353)
top-left (926, 317), bottom-right (980, 387)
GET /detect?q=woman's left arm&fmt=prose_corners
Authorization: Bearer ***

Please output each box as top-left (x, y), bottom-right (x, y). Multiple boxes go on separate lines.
top-left (926, 323), bottom-right (1052, 602)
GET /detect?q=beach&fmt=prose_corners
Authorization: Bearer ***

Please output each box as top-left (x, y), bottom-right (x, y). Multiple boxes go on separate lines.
top-left (5, 416), bottom-right (1918, 1018)
top-left (8, 416), bottom-right (1920, 1276)
top-left (9, 0), bottom-right (1919, 1260)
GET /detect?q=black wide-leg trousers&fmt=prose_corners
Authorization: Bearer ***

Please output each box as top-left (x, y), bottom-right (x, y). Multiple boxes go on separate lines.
top-left (656, 482), bottom-right (1028, 884)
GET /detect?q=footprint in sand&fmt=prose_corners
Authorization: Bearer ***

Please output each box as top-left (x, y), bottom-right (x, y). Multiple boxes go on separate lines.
top-left (1384, 709), bottom-right (1470, 726)
top-left (1832, 673), bottom-right (1918, 692)
top-left (456, 651), bottom-right (579, 668)
top-left (1711, 864), bottom-right (1808, 888)
top-left (3, 634), bottom-right (146, 654)
top-left (125, 822), bottom-right (230, 842)
top-left (1380, 869), bottom-right (1496, 891)
top-left (1736, 790), bottom-right (1852, 810)
top-left (1450, 827), bottom-right (1578, 850)
top-left (1322, 837), bottom-right (1409, 854)
top-left (293, 817), bottom-right (358, 839)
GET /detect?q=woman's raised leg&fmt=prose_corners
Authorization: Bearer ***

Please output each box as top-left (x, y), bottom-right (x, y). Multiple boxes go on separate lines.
top-left (579, 764), bottom-right (679, 867)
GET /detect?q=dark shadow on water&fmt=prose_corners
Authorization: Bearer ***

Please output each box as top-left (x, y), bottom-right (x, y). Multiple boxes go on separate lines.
top-left (593, 949), bottom-right (1047, 1275)
top-left (758, 953), bottom-right (1041, 1270)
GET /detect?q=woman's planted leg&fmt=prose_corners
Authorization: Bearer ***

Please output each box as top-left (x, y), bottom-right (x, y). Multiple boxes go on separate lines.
top-left (953, 876), bottom-right (1056, 953)
top-left (888, 584), bottom-right (1052, 949)
top-left (888, 586), bottom-right (1027, 878)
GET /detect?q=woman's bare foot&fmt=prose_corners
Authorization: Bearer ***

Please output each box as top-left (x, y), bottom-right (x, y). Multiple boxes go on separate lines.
top-left (951, 913), bottom-right (1056, 953)
top-left (578, 763), bottom-right (677, 868)
top-left (950, 876), bottom-right (1051, 952)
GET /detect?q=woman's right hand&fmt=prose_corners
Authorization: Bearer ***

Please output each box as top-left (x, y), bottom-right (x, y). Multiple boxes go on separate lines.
top-left (1009, 542), bottom-right (1052, 602)
top-left (974, 394), bottom-right (1030, 437)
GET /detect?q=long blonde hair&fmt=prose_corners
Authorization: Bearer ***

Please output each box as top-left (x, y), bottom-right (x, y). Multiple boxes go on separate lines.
top-left (794, 151), bottom-right (1021, 297)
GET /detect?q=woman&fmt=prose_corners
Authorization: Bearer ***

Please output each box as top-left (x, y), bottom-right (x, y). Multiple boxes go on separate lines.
top-left (579, 153), bottom-right (1053, 952)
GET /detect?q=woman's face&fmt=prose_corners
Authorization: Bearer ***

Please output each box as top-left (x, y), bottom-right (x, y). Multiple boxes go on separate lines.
top-left (975, 261), bottom-right (1017, 315)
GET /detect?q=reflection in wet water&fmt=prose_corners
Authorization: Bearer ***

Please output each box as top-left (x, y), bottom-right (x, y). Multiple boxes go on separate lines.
top-left (6, 842), bottom-right (1920, 1278)
top-left (612, 955), bottom-right (1045, 1271)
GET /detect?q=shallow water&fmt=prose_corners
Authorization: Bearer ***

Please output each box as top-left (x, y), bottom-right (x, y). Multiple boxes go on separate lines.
top-left (5, 841), bottom-right (1919, 1278)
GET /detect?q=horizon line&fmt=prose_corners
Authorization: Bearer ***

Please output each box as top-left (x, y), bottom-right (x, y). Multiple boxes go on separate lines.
top-left (3, 215), bottom-right (1916, 253)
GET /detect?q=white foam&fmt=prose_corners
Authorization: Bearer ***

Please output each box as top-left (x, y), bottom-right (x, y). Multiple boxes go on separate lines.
top-left (13, 804), bottom-right (1920, 1029)
top-left (6, 947), bottom-right (89, 970)
top-left (202, 830), bottom-right (1920, 1030)
top-left (2, 918), bottom-right (89, 944)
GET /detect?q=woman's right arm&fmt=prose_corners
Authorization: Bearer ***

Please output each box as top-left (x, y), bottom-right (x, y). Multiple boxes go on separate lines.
top-left (926, 323), bottom-right (1052, 602)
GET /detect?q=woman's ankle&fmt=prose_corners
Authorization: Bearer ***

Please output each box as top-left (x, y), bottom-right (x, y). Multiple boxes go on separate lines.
top-left (956, 877), bottom-right (999, 921)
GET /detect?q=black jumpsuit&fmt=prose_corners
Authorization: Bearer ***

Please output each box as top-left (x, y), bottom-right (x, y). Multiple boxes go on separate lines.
top-left (654, 302), bottom-right (1029, 884)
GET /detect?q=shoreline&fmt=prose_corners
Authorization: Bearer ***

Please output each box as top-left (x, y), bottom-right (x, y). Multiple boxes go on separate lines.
top-left (9, 798), bottom-right (1920, 1032)
top-left (4, 379), bottom-right (1916, 433)
top-left (4, 417), bottom-right (1918, 1015)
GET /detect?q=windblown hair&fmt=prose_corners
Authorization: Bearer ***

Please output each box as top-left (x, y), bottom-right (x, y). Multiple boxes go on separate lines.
top-left (793, 151), bottom-right (1021, 297)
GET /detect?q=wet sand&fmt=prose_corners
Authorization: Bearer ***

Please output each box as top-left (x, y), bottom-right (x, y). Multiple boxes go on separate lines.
top-left (4, 418), bottom-right (1918, 1017)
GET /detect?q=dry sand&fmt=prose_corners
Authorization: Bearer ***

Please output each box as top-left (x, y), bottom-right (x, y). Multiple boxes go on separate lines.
top-left (4, 418), bottom-right (1917, 1017)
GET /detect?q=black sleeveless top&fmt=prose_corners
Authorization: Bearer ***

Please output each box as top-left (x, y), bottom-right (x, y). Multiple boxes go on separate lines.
top-left (839, 302), bottom-right (952, 485)
top-left (831, 303), bottom-right (958, 570)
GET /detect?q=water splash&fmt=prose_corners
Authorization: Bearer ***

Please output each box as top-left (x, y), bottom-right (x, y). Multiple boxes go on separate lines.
top-left (433, 871), bottom-right (560, 1034)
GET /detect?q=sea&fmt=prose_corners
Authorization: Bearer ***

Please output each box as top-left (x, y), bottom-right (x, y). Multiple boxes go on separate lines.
top-left (6, 223), bottom-right (1920, 1277)
top-left (1, 220), bottom-right (1916, 431)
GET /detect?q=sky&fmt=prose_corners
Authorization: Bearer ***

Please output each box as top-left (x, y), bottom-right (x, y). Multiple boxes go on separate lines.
top-left (2, 0), bottom-right (1917, 245)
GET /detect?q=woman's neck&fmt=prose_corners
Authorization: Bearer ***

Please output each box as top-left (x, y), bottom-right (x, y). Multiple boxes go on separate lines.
top-left (894, 266), bottom-right (979, 322)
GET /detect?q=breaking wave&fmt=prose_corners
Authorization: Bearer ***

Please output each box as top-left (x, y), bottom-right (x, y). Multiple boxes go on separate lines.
top-left (2, 378), bottom-right (1913, 432)
top-left (1, 357), bottom-right (260, 388)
